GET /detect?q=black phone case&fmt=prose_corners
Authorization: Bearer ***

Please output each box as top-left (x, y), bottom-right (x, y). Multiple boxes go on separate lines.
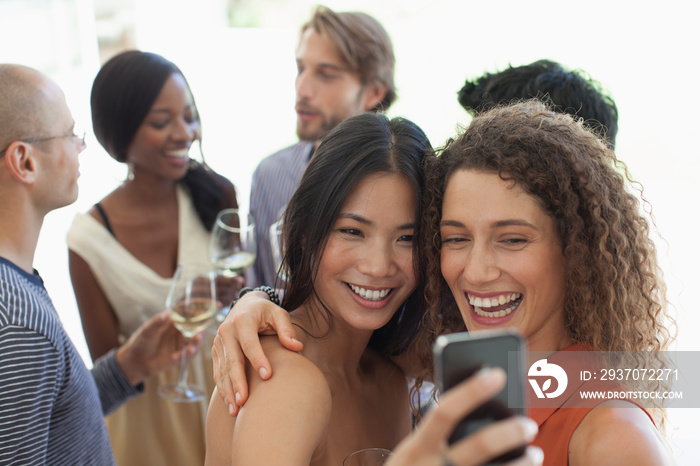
top-left (433, 329), bottom-right (528, 464)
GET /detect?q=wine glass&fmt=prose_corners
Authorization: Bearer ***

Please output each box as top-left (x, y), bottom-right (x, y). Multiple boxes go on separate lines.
top-left (158, 262), bottom-right (218, 402)
top-left (343, 448), bottom-right (392, 466)
top-left (269, 215), bottom-right (288, 286)
top-left (209, 209), bottom-right (256, 322)
top-left (210, 209), bottom-right (256, 278)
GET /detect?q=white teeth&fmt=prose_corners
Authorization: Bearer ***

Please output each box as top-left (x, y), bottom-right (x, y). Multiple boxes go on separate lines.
top-left (467, 293), bottom-right (522, 318)
top-left (468, 293), bottom-right (521, 308)
top-left (349, 284), bottom-right (391, 301)
top-left (166, 149), bottom-right (190, 158)
top-left (473, 300), bottom-right (519, 318)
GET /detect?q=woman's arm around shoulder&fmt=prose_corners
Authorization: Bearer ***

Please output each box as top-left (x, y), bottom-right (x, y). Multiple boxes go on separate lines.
top-left (569, 400), bottom-right (675, 466)
top-left (212, 291), bottom-right (303, 415)
top-left (206, 336), bottom-right (331, 466)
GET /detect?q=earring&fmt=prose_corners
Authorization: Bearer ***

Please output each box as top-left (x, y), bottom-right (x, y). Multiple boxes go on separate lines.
top-left (126, 162), bottom-right (135, 181)
top-left (189, 138), bottom-right (206, 170)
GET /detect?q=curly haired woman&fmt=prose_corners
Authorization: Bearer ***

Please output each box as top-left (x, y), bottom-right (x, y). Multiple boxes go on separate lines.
top-left (416, 100), bottom-right (674, 465)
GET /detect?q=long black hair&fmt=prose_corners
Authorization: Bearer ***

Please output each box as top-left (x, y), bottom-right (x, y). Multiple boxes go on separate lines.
top-left (281, 112), bottom-right (431, 356)
top-left (90, 50), bottom-right (230, 230)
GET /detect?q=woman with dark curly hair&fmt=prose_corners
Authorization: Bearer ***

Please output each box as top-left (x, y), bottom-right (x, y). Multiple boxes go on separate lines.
top-left (214, 100), bottom-right (674, 465)
top-left (414, 100), bottom-right (673, 464)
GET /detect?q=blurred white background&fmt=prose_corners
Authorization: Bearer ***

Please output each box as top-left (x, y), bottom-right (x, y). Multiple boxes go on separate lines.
top-left (1, 0), bottom-right (698, 462)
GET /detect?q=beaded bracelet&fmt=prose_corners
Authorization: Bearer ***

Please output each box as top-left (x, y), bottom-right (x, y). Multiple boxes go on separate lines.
top-left (230, 285), bottom-right (281, 310)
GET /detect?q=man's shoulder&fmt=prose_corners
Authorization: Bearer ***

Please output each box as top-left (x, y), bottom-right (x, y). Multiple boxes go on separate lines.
top-left (254, 141), bottom-right (313, 174)
top-left (0, 261), bottom-right (61, 341)
top-left (0, 266), bottom-right (63, 382)
top-left (0, 262), bottom-right (34, 319)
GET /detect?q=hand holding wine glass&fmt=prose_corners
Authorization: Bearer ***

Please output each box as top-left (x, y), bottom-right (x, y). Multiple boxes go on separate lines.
top-left (158, 262), bottom-right (218, 403)
top-left (115, 310), bottom-right (203, 387)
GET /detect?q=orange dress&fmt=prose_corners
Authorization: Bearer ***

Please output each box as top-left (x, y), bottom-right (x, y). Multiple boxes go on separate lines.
top-left (529, 343), bottom-right (655, 465)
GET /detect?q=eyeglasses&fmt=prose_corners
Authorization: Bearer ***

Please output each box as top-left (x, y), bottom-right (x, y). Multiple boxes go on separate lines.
top-left (0, 130), bottom-right (86, 157)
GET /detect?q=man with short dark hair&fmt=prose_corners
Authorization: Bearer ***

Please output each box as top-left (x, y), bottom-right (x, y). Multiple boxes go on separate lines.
top-left (458, 59), bottom-right (619, 147)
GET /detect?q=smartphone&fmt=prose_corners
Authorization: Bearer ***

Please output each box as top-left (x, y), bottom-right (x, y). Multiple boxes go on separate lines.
top-left (433, 329), bottom-right (527, 463)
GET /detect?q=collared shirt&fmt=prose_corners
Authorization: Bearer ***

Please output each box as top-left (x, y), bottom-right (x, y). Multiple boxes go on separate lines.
top-left (248, 141), bottom-right (314, 288)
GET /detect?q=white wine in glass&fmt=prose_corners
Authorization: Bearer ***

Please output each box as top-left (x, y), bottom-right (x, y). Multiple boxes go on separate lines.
top-left (158, 262), bottom-right (217, 403)
top-left (170, 298), bottom-right (218, 338)
top-left (269, 216), bottom-right (288, 285)
top-left (209, 209), bottom-right (256, 278)
top-left (213, 251), bottom-right (256, 278)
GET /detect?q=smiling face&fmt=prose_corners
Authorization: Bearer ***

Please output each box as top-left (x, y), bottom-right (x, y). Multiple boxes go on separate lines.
top-left (312, 172), bottom-right (417, 331)
top-left (126, 73), bottom-right (199, 181)
top-left (439, 169), bottom-right (569, 351)
top-left (294, 29), bottom-right (382, 145)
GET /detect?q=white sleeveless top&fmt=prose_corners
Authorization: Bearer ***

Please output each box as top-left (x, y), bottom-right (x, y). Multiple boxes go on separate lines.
top-left (66, 185), bottom-right (215, 466)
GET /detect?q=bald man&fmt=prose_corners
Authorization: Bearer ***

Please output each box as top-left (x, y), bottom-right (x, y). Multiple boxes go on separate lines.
top-left (0, 64), bottom-right (190, 465)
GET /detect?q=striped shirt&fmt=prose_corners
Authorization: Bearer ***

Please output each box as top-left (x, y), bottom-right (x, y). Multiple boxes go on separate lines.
top-left (248, 141), bottom-right (314, 288)
top-left (0, 257), bottom-right (140, 465)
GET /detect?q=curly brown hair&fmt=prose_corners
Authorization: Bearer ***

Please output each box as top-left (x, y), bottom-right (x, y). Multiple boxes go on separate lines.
top-left (411, 100), bottom-right (674, 417)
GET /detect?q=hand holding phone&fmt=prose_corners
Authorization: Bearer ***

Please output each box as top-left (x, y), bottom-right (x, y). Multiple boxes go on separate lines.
top-left (387, 366), bottom-right (542, 466)
top-left (433, 329), bottom-right (528, 464)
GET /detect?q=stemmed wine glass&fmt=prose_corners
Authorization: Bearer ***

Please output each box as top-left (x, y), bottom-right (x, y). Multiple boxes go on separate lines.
top-left (158, 262), bottom-right (218, 402)
top-left (343, 448), bottom-right (392, 466)
top-left (269, 215), bottom-right (288, 286)
top-left (208, 209), bottom-right (256, 322)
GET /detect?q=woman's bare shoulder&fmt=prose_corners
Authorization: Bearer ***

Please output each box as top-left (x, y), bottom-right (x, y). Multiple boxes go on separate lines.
top-left (85, 189), bottom-right (133, 223)
top-left (253, 336), bottom-right (331, 402)
top-left (569, 400), bottom-right (674, 465)
top-left (228, 337), bottom-right (332, 464)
